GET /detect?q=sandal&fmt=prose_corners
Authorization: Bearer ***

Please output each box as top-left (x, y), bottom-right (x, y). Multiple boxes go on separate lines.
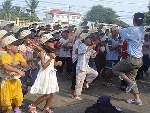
top-left (28, 104), bottom-right (37, 113)
top-left (43, 108), bottom-right (53, 113)
top-left (108, 83), bottom-right (115, 86)
top-left (102, 82), bottom-right (111, 86)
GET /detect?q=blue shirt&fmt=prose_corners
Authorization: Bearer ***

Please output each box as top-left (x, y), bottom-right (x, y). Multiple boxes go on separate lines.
top-left (106, 37), bottom-right (119, 60)
top-left (119, 26), bottom-right (145, 58)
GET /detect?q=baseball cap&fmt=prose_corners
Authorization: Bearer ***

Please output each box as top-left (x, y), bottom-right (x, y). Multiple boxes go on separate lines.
top-left (20, 30), bottom-right (32, 39)
top-left (11, 25), bottom-right (22, 34)
top-left (0, 21), bottom-right (14, 29)
top-left (2, 36), bottom-right (23, 48)
top-left (79, 33), bottom-right (89, 40)
top-left (61, 28), bottom-right (69, 33)
top-left (89, 28), bottom-right (98, 34)
top-left (0, 30), bottom-right (8, 39)
top-left (52, 30), bottom-right (60, 35)
top-left (40, 34), bottom-right (59, 45)
top-left (32, 23), bottom-right (38, 25)
top-left (68, 24), bottom-right (75, 27)
top-left (111, 26), bottom-right (118, 31)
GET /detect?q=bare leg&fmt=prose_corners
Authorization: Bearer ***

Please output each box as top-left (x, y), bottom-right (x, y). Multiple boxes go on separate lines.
top-left (32, 94), bottom-right (51, 107)
top-left (44, 93), bottom-right (54, 109)
top-left (134, 94), bottom-right (141, 101)
top-left (104, 69), bottom-right (111, 82)
top-left (122, 75), bottom-right (132, 86)
top-left (107, 69), bottom-right (113, 83)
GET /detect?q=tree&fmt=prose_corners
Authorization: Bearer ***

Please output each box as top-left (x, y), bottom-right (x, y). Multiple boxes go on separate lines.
top-left (0, 1), bottom-right (29, 21)
top-left (84, 5), bottom-right (127, 25)
top-left (2, 0), bottom-right (12, 21)
top-left (25, 0), bottom-right (39, 22)
top-left (11, 6), bottom-right (30, 20)
top-left (143, 6), bottom-right (150, 26)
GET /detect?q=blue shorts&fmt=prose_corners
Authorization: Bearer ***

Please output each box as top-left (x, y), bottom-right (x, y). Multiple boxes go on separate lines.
top-left (106, 60), bottom-right (118, 69)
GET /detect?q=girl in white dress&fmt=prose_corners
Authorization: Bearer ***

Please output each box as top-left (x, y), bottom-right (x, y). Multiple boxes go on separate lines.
top-left (28, 34), bottom-right (62, 113)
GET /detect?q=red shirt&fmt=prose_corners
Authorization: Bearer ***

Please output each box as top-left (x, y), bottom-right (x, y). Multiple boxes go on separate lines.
top-left (122, 39), bottom-right (128, 59)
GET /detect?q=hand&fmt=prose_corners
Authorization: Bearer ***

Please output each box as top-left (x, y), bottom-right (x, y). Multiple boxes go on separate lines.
top-left (92, 44), bottom-right (96, 48)
top-left (17, 70), bottom-right (25, 77)
top-left (32, 58), bottom-right (37, 62)
top-left (10, 61), bottom-right (20, 67)
top-left (57, 61), bottom-right (62, 66)
top-left (49, 53), bottom-right (56, 59)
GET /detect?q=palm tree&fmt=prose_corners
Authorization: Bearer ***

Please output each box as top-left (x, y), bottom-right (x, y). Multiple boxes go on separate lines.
top-left (25, 0), bottom-right (39, 15)
top-left (2, 0), bottom-right (13, 21)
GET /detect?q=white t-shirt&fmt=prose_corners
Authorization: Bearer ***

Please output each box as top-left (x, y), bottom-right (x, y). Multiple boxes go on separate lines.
top-left (76, 43), bottom-right (96, 71)
top-left (59, 38), bottom-right (72, 57)
top-left (72, 39), bottom-right (82, 63)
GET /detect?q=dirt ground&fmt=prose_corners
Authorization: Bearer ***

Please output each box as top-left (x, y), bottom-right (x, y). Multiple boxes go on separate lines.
top-left (12, 70), bottom-right (150, 113)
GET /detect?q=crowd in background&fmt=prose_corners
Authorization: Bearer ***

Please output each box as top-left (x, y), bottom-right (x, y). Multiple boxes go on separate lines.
top-left (0, 12), bottom-right (150, 113)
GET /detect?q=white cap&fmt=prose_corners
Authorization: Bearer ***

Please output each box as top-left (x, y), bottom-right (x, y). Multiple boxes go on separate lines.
top-left (20, 30), bottom-right (31, 39)
top-left (79, 33), bottom-right (89, 40)
top-left (40, 33), bottom-right (53, 44)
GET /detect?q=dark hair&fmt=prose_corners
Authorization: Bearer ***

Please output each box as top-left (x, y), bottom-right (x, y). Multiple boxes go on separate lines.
top-left (133, 12), bottom-right (144, 26)
top-left (42, 43), bottom-right (54, 53)
top-left (105, 29), bottom-right (109, 33)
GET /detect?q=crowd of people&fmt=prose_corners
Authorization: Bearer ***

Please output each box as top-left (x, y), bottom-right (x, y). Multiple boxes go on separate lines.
top-left (0, 12), bottom-right (149, 113)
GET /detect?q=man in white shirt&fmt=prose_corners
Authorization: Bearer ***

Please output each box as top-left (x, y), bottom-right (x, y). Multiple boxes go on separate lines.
top-left (73, 33), bottom-right (98, 100)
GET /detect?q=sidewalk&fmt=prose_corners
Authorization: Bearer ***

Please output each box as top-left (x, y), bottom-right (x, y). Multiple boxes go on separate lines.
top-left (14, 72), bottom-right (150, 113)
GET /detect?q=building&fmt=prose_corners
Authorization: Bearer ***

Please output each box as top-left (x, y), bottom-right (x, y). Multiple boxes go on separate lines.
top-left (43, 9), bottom-right (82, 24)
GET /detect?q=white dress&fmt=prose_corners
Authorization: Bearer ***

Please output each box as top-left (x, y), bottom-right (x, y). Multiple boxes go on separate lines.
top-left (30, 53), bottom-right (59, 94)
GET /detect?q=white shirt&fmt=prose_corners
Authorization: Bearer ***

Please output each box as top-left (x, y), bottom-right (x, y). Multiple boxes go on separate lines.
top-left (72, 39), bottom-right (82, 63)
top-left (76, 43), bottom-right (96, 71)
top-left (59, 38), bottom-right (72, 57)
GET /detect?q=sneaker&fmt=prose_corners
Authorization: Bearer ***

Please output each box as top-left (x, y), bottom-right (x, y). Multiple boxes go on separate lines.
top-left (126, 81), bottom-right (135, 93)
top-left (127, 99), bottom-right (142, 105)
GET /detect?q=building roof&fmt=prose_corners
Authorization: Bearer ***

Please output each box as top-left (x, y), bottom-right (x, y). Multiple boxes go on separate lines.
top-left (49, 9), bottom-right (81, 16)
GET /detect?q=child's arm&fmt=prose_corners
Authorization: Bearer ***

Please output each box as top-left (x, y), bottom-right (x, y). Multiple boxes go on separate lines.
top-left (91, 52), bottom-right (97, 59)
top-left (87, 44), bottom-right (96, 51)
top-left (2, 64), bottom-right (25, 77)
top-left (40, 52), bottom-right (55, 70)
top-left (54, 61), bottom-right (62, 66)
top-left (10, 61), bottom-right (27, 67)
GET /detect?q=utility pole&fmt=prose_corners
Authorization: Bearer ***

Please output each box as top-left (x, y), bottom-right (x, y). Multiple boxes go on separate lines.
top-left (68, 5), bottom-right (71, 25)
top-left (149, 0), bottom-right (150, 11)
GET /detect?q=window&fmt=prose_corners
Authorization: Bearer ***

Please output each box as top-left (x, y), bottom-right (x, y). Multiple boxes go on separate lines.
top-left (56, 15), bottom-right (59, 17)
top-left (72, 16), bottom-right (75, 19)
top-left (77, 16), bottom-right (80, 19)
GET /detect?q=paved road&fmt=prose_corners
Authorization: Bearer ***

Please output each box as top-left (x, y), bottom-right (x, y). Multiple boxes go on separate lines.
top-left (11, 71), bottom-right (150, 113)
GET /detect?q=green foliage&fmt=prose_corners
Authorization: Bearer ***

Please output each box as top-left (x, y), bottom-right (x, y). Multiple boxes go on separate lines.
top-left (25, 0), bottom-right (39, 14)
top-left (143, 6), bottom-right (150, 26)
top-left (0, 0), bottom-right (39, 22)
top-left (2, 0), bottom-right (12, 21)
top-left (28, 13), bottom-right (39, 22)
top-left (84, 5), bottom-right (127, 25)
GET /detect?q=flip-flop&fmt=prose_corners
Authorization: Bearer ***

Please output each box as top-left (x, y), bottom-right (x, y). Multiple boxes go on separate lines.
top-left (43, 108), bottom-right (54, 113)
top-left (28, 104), bottom-right (37, 113)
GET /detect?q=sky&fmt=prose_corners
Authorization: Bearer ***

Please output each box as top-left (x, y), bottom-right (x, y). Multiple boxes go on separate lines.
top-left (0, 0), bottom-right (149, 25)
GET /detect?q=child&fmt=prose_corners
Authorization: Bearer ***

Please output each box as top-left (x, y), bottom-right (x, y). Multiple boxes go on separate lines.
top-left (73, 33), bottom-right (98, 100)
top-left (103, 26), bottom-right (121, 86)
top-left (18, 30), bottom-right (38, 107)
top-left (0, 36), bottom-right (27, 113)
top-left (29, 33), bottom-right (62, 113)
top-left (59, 29), bottom-right (72, 78)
